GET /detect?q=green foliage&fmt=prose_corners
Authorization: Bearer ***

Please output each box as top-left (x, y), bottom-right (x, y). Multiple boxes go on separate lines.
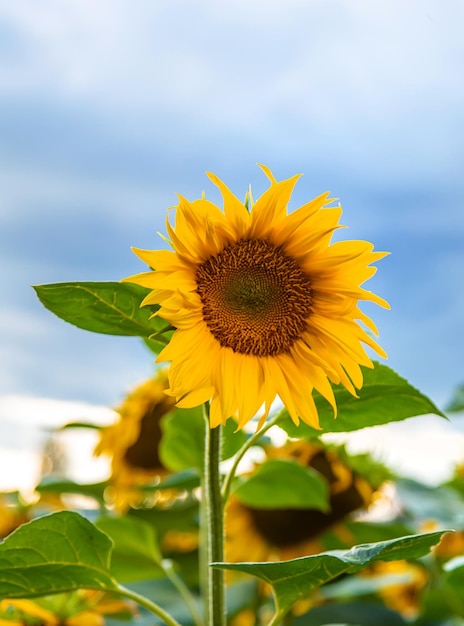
top-left (0, 511), bottom-right (119, 598)
top-left (221, 417), bottom-right (248, 461)
top-left (214, 530), bottom-right (449, 616)
top-left (154, 469), bottom-right (201, 491)
top-left (446, 382), bottom-right (464, 413)
top-left (35, 477), bottom-right (108, 504)
top-left (443, 560), bottom-right (464, 617)
top-left (95, 516), bottom-right (165, 582)
top-left (33, 282), bottom-right (169, 348)
top-left (159, 406), bottom-right (205, 471)
top-left (334, 446), bottom-right (394, 488)
top-left (160, 407), bottom-right (248, 472)
top-left (233, 459), bottom-right (330, 510)
top-left (293, 601), bottom-right (408, 626)
top-left (280, 362), bottom-right (445, 437)
top-left (395, 478), bottom-right (464, 528)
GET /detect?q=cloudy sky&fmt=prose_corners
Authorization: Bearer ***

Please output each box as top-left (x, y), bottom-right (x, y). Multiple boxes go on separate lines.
top-left (1, 0), bottom-right (463, 488)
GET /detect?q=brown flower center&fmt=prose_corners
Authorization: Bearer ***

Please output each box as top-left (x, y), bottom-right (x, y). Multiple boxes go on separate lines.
top-left (196, 239), bottom-right (312, 356)
top-left (124, 399), bottom-right (173, 471)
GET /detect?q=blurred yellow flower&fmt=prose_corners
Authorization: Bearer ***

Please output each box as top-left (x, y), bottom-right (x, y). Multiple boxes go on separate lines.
top-left (0, 591), bottom-right (132, 626)
top-left (361, 560), bottom-right (428, 619)
top-left (0, 496), bottom-right (28, 539)
top-left (226, 440), bottom-right (376, 563)
top-left (124, 166), bottom-right (388, 430)
top-left (94, 371), bottom-right (175, 510)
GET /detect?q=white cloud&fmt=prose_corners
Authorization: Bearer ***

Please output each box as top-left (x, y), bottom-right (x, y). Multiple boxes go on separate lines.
top-left (0, 394), bottom-right (116, 492)
top-left (2, 0), bottom-right (462, 125)
top-left (0, 394), bottom-right (116, 429)
top-left (323, 413), bottom-right (464, 485)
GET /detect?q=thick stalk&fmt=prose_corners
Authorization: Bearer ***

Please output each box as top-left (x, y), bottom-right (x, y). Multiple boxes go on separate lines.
top-left (201, 403), bottom-right (226, 626)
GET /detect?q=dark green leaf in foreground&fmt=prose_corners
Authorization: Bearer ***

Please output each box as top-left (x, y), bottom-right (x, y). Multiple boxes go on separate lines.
top-left (214, 530), bottom-right (449, 615)
top-left (233, 459), bottom-right (329, 511)
top-left (95, 516), bottom-right (165, 583)
top-left (280, 362), bottom-right (445, 437)
top-left (0, 511), bottom-right (118, 598)
top-left (33, 281), bottom-right (163, 338)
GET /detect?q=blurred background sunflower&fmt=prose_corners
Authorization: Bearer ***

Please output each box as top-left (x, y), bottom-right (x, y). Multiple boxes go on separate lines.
top-left (225, 438), bottom-right (387, 563)
top-left (94, 371), bottom-right (176, 511)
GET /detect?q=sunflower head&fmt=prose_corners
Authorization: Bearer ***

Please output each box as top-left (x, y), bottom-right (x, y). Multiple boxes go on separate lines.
top-left (124, 166), bottom-right (389, 430)
top-left (0, 591), bottom-right (134, 626)
top-left (226, 440), bottom-right (378, 563)
top-left (94, 371), bottom-right (176, 510)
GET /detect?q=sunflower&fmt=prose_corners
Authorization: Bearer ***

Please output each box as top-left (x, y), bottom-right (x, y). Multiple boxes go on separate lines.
top-left (360, 560), bottom-right (428, 619)
top-left (225, 440), bottom-right (377, 563)
top-left (0, 591), bottom-right (133, 626)
top-left (94, 371), bottom-right (176, 510)
top-left (124, 166), bottom-right (389, 430)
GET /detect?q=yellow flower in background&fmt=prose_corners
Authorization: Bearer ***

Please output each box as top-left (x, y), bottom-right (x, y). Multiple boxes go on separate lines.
top-left (0, 496), bottom-right (28, 539)
top-left (361, 560), bottom-right (428, 619)
top-left (124, 166), bottom-right (389, 430)
top-left (0, 591), bottom-right (133, 626)
top-left (226, 440), bottom-right (377, 563)
top-left (94, 372), bottom-right (175, 510)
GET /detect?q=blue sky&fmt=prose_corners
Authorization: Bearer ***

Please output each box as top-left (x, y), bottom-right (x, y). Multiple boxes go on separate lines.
top-left (1, 0), bottom-right (463, 422)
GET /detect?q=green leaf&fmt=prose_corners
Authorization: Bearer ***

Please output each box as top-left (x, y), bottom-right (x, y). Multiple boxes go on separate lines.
top-left (95, 516), bottom-right (165, 583)
top-left (443, 560), bottom-right (464, 618)
top-left (221, 418), bottom-right (248, 461)
top-left (319, 520), bottom-right (415, 551)
top-left (159, 406), bottom-right (205, 471)
top-left (296, 601), bottom-right (407, 626)
top-left (35, 477), bottom-right (108, 503)
top-left (0, 511), bottom-right (118, 598)
top-left (395, 478), bottom-right (464, 527)
top-left (154, 469), bottom-right (201, 492)
top-left (446, 382), bottom-right (464, 413)
top-left (335, 446), bottom-right (394, 489)
top-left (33, 281), bottom-right (164, 338)
top-left (131, 498), bottom-right (199, 537)
top-left (234, 459), bottom-right (330, 511)
top-left (58, 421), bottom-right (102, 430)
top-left (279, 362), bottom-right (445, 437)
top-left (213, 530), bottom-right (449, 616)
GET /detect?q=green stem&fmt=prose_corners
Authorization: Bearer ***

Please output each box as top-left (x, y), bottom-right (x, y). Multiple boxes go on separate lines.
top-left (202, 403), bottom-right (226, 626)
top-left (163, 559), bottom-right (204, 626)
top-left (116, 583), bottom-right (183, 626)
top-left (221, 410), bottom-right (284, 504)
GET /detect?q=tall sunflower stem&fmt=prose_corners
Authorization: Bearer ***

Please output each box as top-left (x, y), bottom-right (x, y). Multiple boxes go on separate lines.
top-left (201, 403), bottom-right (226, 626)
top-left (221, 409), bottom-right (285, 505)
